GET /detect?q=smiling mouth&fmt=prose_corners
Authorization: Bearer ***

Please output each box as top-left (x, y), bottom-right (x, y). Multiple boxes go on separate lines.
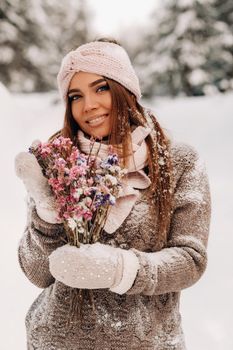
top-left (87, 114), bottom-right (109, 125)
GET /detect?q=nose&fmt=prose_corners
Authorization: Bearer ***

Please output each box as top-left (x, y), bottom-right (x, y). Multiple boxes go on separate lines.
top-left (83, 93), bottom-right (98, 113)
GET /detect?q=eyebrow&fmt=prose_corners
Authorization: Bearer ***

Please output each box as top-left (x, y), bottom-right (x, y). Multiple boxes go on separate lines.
top-left (68, 78), bottom-right (106, 94)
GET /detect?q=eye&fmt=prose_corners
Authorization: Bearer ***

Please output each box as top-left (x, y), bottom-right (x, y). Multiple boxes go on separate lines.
top-left (96, 84), bottom-right (109, 93)
top-left (68, 94), bottom-right (82, 102)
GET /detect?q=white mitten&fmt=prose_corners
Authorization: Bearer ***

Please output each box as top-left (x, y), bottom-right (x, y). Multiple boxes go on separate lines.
top-left (49, 243), bottom-right (139, 295)
top-left (15, 149), bottom-right (60, 224)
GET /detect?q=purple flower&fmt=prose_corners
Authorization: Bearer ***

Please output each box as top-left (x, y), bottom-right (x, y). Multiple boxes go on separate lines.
top-left (106, 154), bottom-right (119, 165)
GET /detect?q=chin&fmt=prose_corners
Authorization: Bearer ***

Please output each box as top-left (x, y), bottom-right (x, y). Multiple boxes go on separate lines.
top-left (88, 130), bottom-right (110, 140)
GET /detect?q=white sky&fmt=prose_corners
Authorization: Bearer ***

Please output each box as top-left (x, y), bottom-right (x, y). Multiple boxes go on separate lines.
top-left (87, 0), bottom-right (157, 36)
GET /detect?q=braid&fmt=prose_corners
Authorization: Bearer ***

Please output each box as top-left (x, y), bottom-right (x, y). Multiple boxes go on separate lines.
top-left (123, 105), bottom-right (173, 244)
top-left (146, 110), bottom-right (173, 243)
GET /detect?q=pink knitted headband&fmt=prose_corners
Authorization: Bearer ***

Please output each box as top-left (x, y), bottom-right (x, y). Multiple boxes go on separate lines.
top-left (57, 41), bottom-right (141, 103)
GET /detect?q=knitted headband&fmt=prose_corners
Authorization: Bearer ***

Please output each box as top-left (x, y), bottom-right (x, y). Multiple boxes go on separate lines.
top-left (57, 41), bottom-right (141, 103)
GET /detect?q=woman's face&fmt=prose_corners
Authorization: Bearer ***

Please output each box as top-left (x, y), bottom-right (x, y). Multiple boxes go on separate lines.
top-left (68, 71), bottom-right (112, 138)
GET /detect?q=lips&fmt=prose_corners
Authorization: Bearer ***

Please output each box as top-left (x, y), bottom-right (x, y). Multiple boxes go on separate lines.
top-left (86, 114), bottom-right (109, 125)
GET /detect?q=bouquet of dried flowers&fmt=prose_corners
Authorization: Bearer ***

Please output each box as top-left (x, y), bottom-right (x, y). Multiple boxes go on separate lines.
top-left (29, 135), bottom-right (127, 320)
top-left (29, 136), bottom-right (126, 246)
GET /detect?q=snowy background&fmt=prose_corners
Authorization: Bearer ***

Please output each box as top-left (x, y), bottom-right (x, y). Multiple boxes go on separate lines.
top-left (1, 85), bottom-right (232, 350)
top-left (1, 0), bottom-right (233, 96)
top-left (1, 0), bottom-right (233, 349)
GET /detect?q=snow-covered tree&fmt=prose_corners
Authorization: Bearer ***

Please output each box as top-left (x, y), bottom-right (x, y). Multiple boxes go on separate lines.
top-left (212, 0), bottom-right (233, 91)
top-left (134, 0), bottom-right (233, 97)
top-left (214, 0), bottom-right (233, 29)
top-left (0, 0), bottom-right (90, 92)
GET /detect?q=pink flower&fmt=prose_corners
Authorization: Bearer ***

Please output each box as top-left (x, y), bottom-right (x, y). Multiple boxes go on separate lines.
top-left (48, 178), bottom-right (64, 192)
top-left (54, 157), bottom-right (67, 171)
top-left (69, 148), bottom-right (80, 163)
top-left (69, 166), bottom-right (82, 180)
top-left (87, 178), bottom-right (94, 186)
top-left (40, 145), bottom-right (52, 158)
top-left (30, 135), bottom-right (125, 245)
top-left (84, 196), bottom-right (92, 207)
top-left (83, 210), bottom-right (93, 221)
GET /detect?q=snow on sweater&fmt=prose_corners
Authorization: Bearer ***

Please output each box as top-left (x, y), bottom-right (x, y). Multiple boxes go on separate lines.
top-left (18, 142), bottom-right (211, 350)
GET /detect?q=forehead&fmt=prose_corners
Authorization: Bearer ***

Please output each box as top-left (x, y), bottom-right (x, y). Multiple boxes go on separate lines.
top-left (69, 71), bottom-right (104, 89)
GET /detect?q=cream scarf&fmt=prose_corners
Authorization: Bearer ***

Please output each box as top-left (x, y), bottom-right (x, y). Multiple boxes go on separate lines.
top-left (77, 126), bottom-right (152, 234)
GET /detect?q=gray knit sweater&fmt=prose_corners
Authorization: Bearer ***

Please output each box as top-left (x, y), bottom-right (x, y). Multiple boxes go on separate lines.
top-left (18, 142), bottom-right (211, 350)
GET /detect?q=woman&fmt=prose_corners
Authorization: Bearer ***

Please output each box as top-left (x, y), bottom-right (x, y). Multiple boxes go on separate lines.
top-left (15, 38), bottom-right (211, 350)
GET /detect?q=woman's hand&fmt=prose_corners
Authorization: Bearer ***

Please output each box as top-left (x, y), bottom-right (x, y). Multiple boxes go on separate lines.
top-left (49, 243), bottom-right (139, 294)
top-left (15, 147), bottom-right (60, 224)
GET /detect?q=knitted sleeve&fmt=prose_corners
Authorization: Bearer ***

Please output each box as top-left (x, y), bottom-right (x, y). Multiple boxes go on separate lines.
top-left (126, 144), bottom-right (211, 296)
top-left (18, 198), bottom-right (66, 288)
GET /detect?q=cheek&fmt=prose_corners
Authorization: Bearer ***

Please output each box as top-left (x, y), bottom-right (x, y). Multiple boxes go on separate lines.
top-left (71, 105), bottom-right (82, 124)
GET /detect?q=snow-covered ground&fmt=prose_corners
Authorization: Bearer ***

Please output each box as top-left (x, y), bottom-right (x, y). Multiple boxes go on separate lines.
top-left (1, 84), bottom-right (232, 350)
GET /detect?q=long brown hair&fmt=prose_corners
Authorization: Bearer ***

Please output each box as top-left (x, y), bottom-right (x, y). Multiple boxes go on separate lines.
top-left (55, 38), bottom-right (173, 244)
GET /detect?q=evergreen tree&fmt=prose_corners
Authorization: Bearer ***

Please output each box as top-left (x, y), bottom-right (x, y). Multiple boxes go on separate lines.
top-left (214, 0), bottom-right (233, 29)
top-left (0, 0), bottom-right (44, 92)
top-left (0, 0), bottom-right (90, 92)
top-left (134, 0), bottom-right (233, 97)
top-left (212, 0), bottom-right (233, 91)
